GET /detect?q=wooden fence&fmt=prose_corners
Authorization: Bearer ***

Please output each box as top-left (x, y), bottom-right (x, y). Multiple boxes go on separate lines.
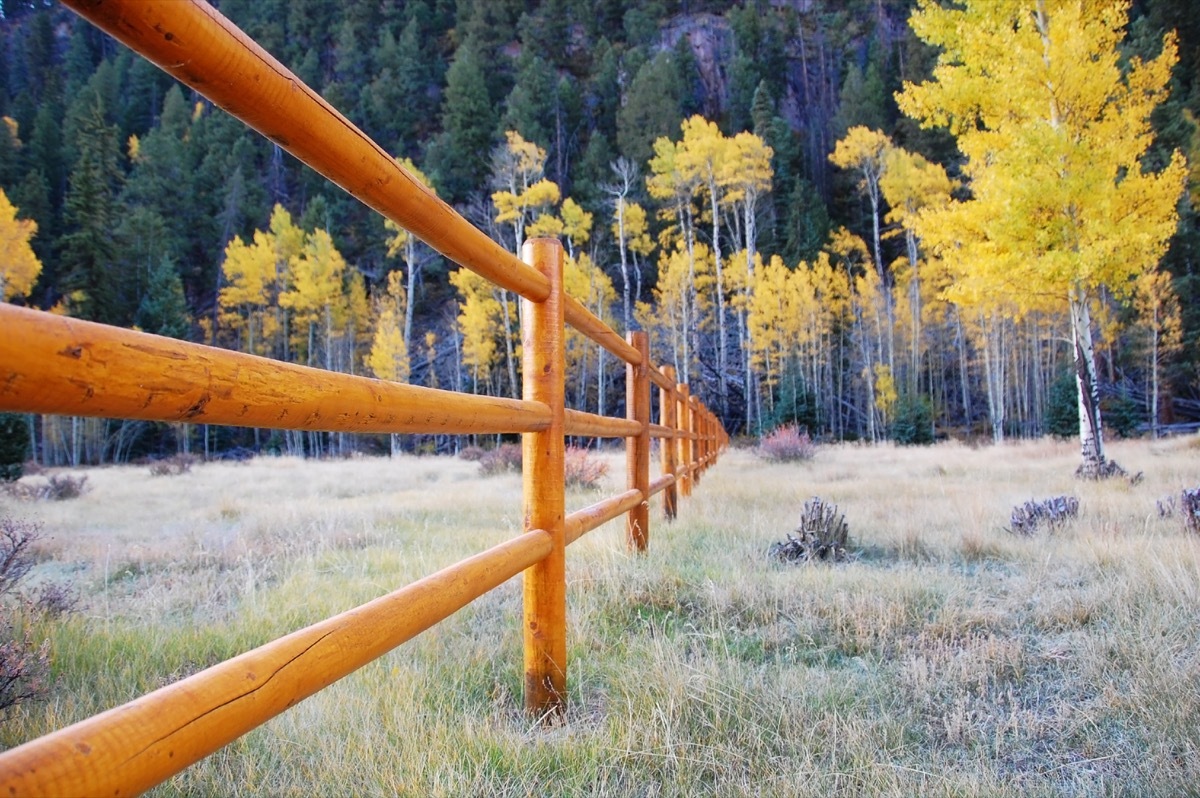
top-left (0, 1), bottom-right (728, 794)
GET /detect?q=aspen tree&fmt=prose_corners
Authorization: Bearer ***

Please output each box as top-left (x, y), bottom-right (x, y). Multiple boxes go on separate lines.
top-left (603, 157), bottom-right (640, 334)
top-left (367, 270), bottom-right (409, 456)
top-left (491, 131), bottom-right (560, 398)
top-left (829, 126), bottom-right (895, 371)
top-left (1133, 269), bottom-right (1182, 438)
top-left (384, 158), bottom-right (437, 363)
top-left (898, 0), bottom-right (1186, 476)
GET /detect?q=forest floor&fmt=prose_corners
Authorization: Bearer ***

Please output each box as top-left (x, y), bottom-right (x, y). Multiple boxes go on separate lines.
top-left (2, 435), bottom-right (1199, 796)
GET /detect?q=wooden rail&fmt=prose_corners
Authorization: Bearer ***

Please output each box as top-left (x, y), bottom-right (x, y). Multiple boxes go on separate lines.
top-left (0, 0), bottom-right (728, 793)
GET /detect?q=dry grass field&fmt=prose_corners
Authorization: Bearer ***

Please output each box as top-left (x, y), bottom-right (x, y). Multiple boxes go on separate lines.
top-left (1, 435), bottom-right (1199, 796)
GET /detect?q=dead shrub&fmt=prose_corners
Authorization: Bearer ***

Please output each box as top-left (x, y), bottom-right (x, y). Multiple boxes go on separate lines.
top-left (564, 447), bottom-right (609, 489)
top-left (756, 424), bottom-right (816, 462)
top-left (1184, 489), bottom-right (1200, 534)
top-left (769, 496), bottom-right (849, 563)
top-left (479, 443), bottom-right (522, 476)
top-left (41, 474), bottom-right (88, 501)
top-left (458, 445), bottom-right (486, 462)
top-left (149, 453), bottom-right (196, 477)
top-left (1161, 488), bottom-right (1200, 534)
top-left (1007, 495), bottom-right (1079, 535)
top-left (0, 517), bottom-right (64, 714)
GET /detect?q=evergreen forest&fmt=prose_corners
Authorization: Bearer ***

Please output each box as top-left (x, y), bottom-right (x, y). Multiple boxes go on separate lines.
top-left (1, 0), bottom-right (1197, 463)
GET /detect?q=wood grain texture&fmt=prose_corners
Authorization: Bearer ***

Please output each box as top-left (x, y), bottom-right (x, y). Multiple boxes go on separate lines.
top-left (625, 332), bottom-right (651, 553)
top-left (658, 365), bottom-right (678, 521)
top-left (0, 305), bottom-right (551, 435)
top-left (520, 239), bottom-right (568, 721)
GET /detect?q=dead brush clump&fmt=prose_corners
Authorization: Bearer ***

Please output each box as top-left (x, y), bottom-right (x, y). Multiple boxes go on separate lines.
top-left (457, 445), bottom-right (486, 462)
top-left (1158, 487), bottom-right (1200, 533)
top-left (769, 496), bottom-right (849, 563)
top-left (478, 443), bottom-right (522, 476)
top-left (3, 474), bottom-right (89, 502)
top-left (1006, 495), bottom-right (1079, 535)
top-left (148, 453), bottom-right (196, 477)
top-left (0, 517), bottom-right (78, 715)
top-left (756, 424), bottom-right (816, 463)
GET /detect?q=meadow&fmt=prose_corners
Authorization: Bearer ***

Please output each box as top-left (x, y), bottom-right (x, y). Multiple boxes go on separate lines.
top-left (1, 435), bottom-right (1199, 796)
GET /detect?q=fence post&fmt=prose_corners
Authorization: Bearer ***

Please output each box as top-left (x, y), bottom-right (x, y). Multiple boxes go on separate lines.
top-left (659, 365), bottom-right (678, 521)
top-left (690, 396), bottom-right (702, 487)
top-left (625, 331), bottom-right (650, 552)
top-left (677, 384), bottom-right (692, 498)
top-left (520, 238), bottom-right (567, 721)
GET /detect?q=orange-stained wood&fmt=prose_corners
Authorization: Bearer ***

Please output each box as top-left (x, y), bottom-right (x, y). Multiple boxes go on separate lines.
top-left (677, 384), bottom-right (693, 498)
top-left (625, 332), bottom-right (651, 553)
top-left (563, 295), bottom-right (641, 366)
top-left (563, 409), bottom-right (641, 439)
top-left (659, 365), bottom-right (678, 521)
top-left (58, 0), bottom-right (550, 305)
top-left (689, 396), bottom-right (703, 487)
top-left (520, 239), bottom-right (568, 721)
top-left (648, 366), bottom-right (674, 392)
top-left (0, 529), bottom-right (552, 797)
top-left (647, 473), bottom-right (676, 499)
top-left (647, 423), bottom-right (677, 439)
top-left (564, 489), bottom-right (643, 546)
top-left (0, 305), bottom-right (550, 436)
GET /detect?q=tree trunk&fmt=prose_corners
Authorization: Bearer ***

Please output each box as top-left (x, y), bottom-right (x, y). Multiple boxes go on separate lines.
top-left (1069, 291), bottom-right (1106, 476)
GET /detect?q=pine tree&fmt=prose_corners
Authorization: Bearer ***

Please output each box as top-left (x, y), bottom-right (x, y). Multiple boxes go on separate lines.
top-left (135, 257), bottom-right (192, 339)
top-left (428, 39), bottom-right (496, 201)
top-left (61, 98), bottom-right (125, 324)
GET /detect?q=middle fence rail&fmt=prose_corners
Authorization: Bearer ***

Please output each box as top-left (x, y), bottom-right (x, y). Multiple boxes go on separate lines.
top-left (0, 1), bottom-right (728, 794)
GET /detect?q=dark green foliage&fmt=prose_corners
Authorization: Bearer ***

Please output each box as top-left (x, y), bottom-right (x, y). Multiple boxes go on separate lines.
top-left (617, 51), bottom-right (685, 167)
top-left (891, 394), bottom-right (934, 446)
top-left (761, 373), bottom-right (819, 436)
top-left (1047, 372), bottom-right (1080, 439)
top-left (135, 258), bottom-right (191, 340)
top-left (427, 40), bottom-right (496, 201)
top-left (1101, 392), bottom-right (1144, 439)
top-left (61, 97), bottom-right (125, 324)
top-left (0, 415), bottom-right (29, 483)
top-left (782, 177), bottom-right (832, 264)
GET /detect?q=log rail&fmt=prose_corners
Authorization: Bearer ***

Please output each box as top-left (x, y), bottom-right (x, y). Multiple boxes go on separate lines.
top-left (0, 1), bottom-right (728, 794)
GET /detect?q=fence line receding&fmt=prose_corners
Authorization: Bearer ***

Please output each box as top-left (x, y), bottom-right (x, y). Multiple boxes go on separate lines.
top-left (0, 1), bottom-right (729, 794)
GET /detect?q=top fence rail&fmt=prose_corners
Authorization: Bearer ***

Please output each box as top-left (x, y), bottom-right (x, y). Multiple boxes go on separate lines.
top-left (0, 1), bottom-right (728, 795)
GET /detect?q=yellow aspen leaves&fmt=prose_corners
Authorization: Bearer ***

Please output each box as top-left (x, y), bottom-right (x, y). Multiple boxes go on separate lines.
top-left (0, 188), bottom-right (41, 302)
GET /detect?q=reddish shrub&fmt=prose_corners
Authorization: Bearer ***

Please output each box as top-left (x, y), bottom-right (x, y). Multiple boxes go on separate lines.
top-left (564, 447), bottom-right (609, 489)
top-left (757, 425), bottom-right (816, 462)
top-left (479, 443), bottom-right (522, 476)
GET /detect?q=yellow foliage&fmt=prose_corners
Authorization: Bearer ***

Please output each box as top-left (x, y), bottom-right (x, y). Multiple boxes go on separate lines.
top-left (0, 188), bottom-right (41, 302)
top-left (829, 126), bottom-right (892, 196)
top-left (367, 272), bottom-right (409, 384)
top-left (450, 267), bottom-right (501, 379)
top-left (897, 0), bottom-right (1186, 309)
top-left (2, 116), bottom-right (18, 147)
top-left (560, 197), bottom-right (593, 249)
top-left (526, 212), bottom-right (564, 239)
top-left (873, 363), bottom-right (897, 416)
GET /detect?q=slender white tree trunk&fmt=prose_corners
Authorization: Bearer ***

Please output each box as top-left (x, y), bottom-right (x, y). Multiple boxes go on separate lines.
top-left (1069, 289), bottom-right (1106, 475)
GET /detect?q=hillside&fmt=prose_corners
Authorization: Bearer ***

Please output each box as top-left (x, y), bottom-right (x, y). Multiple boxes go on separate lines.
top-left (0, 0), bottom-right (1197, 460)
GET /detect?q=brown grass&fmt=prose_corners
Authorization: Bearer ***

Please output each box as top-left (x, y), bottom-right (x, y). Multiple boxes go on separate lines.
top-left (0, 436), bottom-right (1198, 796)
